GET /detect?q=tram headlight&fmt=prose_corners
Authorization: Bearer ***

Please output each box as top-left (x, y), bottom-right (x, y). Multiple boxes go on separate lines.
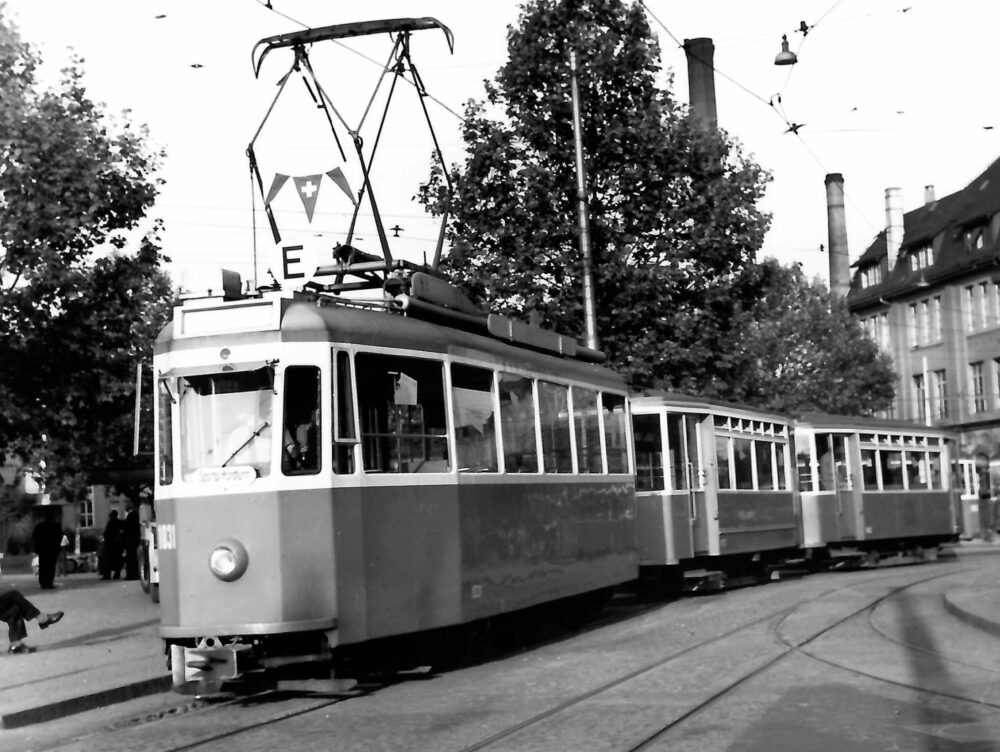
top-left (208, 539), bottom-right (248, 582)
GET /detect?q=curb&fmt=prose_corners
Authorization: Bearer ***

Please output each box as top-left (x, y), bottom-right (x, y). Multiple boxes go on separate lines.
top-left (1, 675), bottom-right (171, 730)
top-left (942, 589), bottom-right (1000, 639)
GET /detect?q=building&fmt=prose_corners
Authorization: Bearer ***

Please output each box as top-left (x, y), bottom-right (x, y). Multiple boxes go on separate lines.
top-left (846, 156), bottom-right (1000, 502)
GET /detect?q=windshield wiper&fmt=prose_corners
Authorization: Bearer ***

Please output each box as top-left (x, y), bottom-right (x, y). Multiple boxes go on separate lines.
top-left (222, 421), bottom-right (271, 467)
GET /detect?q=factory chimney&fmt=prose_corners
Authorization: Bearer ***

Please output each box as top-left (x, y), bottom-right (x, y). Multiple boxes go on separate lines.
top-left (684, 38), bottom-right (717, 130)
top-left (824, 173), bottom-right (850, 299)
top-left (885, 187), bottom-right (904, 272)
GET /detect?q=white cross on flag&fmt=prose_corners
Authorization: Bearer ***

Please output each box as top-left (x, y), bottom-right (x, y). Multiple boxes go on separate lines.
top-left (293, 175), bottom-right (323, 221)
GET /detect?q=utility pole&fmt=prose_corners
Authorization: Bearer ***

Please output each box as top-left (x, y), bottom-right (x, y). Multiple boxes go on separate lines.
top-left (569, 49), bottom-right (599, 352)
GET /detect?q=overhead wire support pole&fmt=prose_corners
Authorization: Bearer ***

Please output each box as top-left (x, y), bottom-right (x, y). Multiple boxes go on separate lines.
top-left (570, 49), bottom-right (599, 352)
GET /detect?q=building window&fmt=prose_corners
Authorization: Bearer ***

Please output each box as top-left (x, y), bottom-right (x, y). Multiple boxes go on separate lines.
top-left (970, 362), bottom-right (986, 414)
top-left (78, 494), bottom-right (94, 529)
top-left (930, 297), bottom-right (942, 341)
top-left (994, 358), bottom-right (1000, 404)
top-left (909, 303), bottom-right (920, 347)
top-left (909, 245), bottom-right (931, 271)
top-left (981, 282), bottom-right (990, 328)
top-left (921, 300), bottom-right (931, 344)
top-left (932, 369), bottom-right (948, 420)
top-left (861, 264), bottom-right (882, 288)
top-left (913, 374), bottom-right (926, 422)
top-left (966, 285), bottom-right (975, 331)
top-left (994, 281), bottom-right (1000, 324)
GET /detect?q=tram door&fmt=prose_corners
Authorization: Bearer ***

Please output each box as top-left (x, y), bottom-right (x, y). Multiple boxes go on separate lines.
top-left (832, 433), bottom-right (858, 539)
top-left (668, 413), bottom-right (709, 556)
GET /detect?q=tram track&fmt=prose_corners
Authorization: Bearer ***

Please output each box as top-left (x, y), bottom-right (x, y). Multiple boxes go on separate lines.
top-left (57, 563), bottom-right (982, 752)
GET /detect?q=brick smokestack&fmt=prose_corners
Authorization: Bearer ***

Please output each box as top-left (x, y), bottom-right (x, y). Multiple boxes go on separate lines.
top-left (885, 187), bottom-right (904, 272)
top-left (684, 38), bottom-right (717, 130)
top-left (825, 173), bottom-right (850, 299)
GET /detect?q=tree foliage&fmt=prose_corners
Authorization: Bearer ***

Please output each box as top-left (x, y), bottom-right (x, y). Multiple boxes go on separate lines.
top-left (420, 0), bottom-right (771, 389)
top-left (710, 260), bottom-right (896, 415)
top-left (0, 8), bottom-right (173, 503)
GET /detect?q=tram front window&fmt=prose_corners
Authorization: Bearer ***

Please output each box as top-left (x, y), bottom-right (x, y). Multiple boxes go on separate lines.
top-left (178, 367), bottom-right (274, 480)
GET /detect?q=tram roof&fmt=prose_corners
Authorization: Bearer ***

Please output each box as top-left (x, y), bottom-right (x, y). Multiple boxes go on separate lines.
top-left (630, 390), bottom-right (793, 423)
top-left (794, 411), bottom-right (959, 438)
top-left (156, 295), bottom-right (626, 390)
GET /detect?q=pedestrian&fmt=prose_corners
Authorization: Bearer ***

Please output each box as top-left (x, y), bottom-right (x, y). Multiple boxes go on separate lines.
top-left (0, 589), bottom-right (64, 654)
top-left (101, 510), bottom-right (124, 580)
top-left (31, 510), bottom-right (63, 590)
top-left (123, 502), bottom-right (141, 581)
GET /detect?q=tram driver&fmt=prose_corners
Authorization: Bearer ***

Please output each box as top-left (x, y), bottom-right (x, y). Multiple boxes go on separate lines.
top-left (282, 408), bottom-right (316, 472)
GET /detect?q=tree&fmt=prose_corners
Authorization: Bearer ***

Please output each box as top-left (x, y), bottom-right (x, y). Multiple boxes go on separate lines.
top-left (0, 8), bottom-right (173, 504)
top-left (719, 260), bottom-right (896, 415)
top-left (420, 0), bottom-right (771, 389)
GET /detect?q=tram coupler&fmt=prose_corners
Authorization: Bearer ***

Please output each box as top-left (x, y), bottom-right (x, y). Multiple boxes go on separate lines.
top-left (170, 639), bottom-right (250, 695)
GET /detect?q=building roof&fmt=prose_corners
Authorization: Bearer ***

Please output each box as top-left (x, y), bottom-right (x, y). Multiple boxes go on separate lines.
top-left (848, 155), bottom-right (1000, 310)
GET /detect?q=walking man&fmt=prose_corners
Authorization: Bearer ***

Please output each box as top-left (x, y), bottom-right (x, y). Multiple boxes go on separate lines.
top-left (32, 510), bottom-right (63, 590)
top-left (0, 589), bottom-right (64, 654)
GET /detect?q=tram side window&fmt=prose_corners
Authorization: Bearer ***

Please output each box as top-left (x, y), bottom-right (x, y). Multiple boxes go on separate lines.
top-left (880, 450), bottom-right (904, 490)
top-left (573, 387), bottom-right (602, 473)
top-left (158, 380), bottom-right (174, 486)
top-left (906, 451), bottom-right (929, 490)
top-left (666, 414), bottom-right (689, 491)
top-left (929, 451), bottom-right (943, 489)
top-left (755, 440), bottom-right (775, 490)
top-left (775, 443), bottom-right (787, 490)
top-left (452, 364), bottom-right (498, 473)
top-left (816, 434), bottom-right (835, 492)
top-left (733, 437), bottom-right (754, 489)
top-left (538, 381), bottom-right (573, 473)
top-left (860, 448), bottom-right (879, 489)
top-left (499, 373), bottom-right (538, 472)
top-left (282, 366), bottom-right (321, 475)
top-left (633, 414), bottom-right (664, 491)
top-left (716, 436), bottom-right (732, 490)
top-left (333, 351), bottom-right (356, 474)
top-left (602, 393), bottom-right (630, 474)
top-left (356, 353), bottom-right (449, 473)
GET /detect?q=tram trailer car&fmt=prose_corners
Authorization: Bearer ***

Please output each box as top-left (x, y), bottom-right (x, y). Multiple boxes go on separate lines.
top-left (154, 280), bottom-right (637, 693)
top-left (631, 393), bottom-right (802, 592)
top-left (793, 413), bottom-right (961, 567)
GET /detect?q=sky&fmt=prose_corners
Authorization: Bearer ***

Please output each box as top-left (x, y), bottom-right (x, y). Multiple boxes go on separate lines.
top-left (6, 0), bottom-right (1000, 293)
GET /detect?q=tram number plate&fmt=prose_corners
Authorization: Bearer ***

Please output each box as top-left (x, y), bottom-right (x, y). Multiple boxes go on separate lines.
top-left (158, 524), bottom-right (177, 550)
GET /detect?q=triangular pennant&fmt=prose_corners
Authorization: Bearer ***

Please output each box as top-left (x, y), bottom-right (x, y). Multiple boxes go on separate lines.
top-left (326, 167), bottom-right (357, 206)
top-left (264, 173), bottom-right (289, 206)
top-left (293, 174), bottom-right (323, 222)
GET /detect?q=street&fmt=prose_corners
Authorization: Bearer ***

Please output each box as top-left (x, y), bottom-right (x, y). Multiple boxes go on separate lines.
top-left (4, 547), bottom-right (1000, 751)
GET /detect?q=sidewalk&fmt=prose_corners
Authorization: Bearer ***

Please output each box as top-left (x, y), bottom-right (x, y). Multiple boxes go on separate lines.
top-left (0, 572), bottom-right (167, 729)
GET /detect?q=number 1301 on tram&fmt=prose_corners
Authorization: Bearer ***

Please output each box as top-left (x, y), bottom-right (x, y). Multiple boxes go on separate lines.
top-left (154, 273), bottom-right (636, 693)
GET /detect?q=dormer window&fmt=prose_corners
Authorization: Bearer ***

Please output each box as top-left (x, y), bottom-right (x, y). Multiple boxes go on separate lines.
top-left (964, 225), bottom-right (986, 252)
top-left (908, 245), bottom-right (932, 271)
top-left (860, 264), bottom-right (882, 288)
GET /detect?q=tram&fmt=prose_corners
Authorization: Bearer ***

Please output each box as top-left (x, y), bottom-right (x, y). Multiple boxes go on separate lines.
top-left (793, 413), bottom-right (960, 565)
top-left (631, 392), bottom-right (800, 591)
top-left (155, 270), bottom-right (636, 692)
